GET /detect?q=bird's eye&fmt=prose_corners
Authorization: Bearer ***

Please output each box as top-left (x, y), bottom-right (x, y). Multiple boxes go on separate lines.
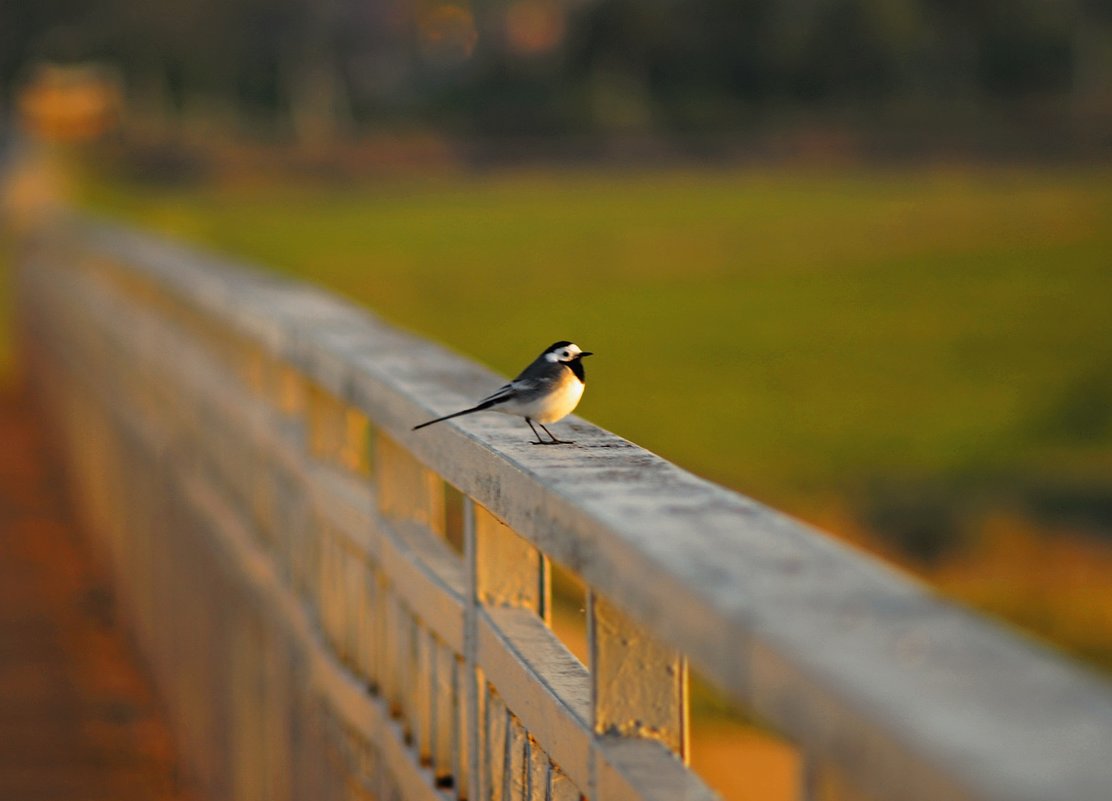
top-left (561, 350), bottom-right (569, 358)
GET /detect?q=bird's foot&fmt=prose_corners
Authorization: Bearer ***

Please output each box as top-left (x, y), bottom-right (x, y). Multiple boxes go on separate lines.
top-left (531, 438), bottom-right (575, 445)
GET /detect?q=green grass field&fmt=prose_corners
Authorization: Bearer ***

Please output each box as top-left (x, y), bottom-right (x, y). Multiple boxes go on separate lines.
top-left (81, 165), bottom-right (1112, 517)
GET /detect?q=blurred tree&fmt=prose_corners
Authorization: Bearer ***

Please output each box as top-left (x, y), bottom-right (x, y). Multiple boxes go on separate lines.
top-left (973, 0), bottom-right (1074, 97)
top-left (1072, 0), bottom-right (1112, 120)
top-left (1, 0), bottom-right (105, 112)
top-left (1, 0), bottom-right (1107, 142)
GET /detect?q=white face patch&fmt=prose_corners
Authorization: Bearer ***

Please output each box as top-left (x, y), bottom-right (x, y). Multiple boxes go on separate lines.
top-left (545, 343), bottom-right (581, 363)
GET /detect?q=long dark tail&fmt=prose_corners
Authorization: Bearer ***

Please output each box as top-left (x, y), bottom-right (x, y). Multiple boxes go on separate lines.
top-left (412, 400), bottom-right (497, 431)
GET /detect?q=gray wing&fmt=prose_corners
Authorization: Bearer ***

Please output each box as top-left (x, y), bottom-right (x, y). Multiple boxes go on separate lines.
top-left (479, 373), bottom-right (551, 407)
top-left (472, 356), bottom-right (560, 408)
top-left (477, 382), bottom-right (517, 406)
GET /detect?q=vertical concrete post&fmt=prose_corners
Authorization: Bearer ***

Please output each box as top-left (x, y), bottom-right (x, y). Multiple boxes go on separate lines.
top-left (589, 592), bottom-right (688, 759)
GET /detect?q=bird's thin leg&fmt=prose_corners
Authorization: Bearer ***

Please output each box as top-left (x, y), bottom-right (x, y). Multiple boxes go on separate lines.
top-left (539, 422), bottom-right (573, 445)
top-left (525, 418), bottom-right (546, 445)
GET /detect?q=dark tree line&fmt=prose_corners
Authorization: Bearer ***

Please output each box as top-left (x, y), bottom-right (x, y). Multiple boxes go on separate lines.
top-left (2, 0), bottom-right (1110, 137)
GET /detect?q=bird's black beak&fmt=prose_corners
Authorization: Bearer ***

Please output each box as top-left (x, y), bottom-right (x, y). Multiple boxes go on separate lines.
top-left (579, 351), bottom-right (594, 358)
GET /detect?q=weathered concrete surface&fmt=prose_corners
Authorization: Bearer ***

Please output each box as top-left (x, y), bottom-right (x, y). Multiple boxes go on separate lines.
top-left (0, 387), bottom-right (193, 801)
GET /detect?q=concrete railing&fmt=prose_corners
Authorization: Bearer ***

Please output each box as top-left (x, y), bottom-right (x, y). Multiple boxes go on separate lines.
top-left (16, 215), bottom-right (1112, 801)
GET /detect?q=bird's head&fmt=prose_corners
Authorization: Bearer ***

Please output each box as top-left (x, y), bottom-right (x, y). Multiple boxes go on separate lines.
top-left (543, 341), bottom-right (593, 364)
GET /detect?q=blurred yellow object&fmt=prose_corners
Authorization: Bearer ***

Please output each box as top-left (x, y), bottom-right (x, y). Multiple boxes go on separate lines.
top-left (17, 62), bottom-right (122, 143)
top-left (1, 147), bottom-right (68, 234)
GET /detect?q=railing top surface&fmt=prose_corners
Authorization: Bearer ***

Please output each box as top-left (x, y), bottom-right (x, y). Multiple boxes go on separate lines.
top-left (54, 216), bottom-right (1112, 801)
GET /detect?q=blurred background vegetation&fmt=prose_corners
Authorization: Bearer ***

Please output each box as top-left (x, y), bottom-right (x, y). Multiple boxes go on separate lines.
top-left (4, 0), bottom-right (1112, 149)
top-left (2, 3), bottom-right (1111, 796)
top-left (5, 0), bottom-right (1112, 660)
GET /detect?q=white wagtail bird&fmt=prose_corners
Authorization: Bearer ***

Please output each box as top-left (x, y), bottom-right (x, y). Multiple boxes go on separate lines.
top-left (413, 341), bottom-right (593, 444)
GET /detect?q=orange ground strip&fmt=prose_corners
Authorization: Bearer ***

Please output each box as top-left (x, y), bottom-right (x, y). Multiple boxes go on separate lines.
top-left (0, 387), bottom-right (193, 801)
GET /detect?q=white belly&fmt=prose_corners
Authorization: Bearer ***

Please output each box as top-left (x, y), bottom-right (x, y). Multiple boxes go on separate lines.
top-left (501, 373), bottom-right (585, 423)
